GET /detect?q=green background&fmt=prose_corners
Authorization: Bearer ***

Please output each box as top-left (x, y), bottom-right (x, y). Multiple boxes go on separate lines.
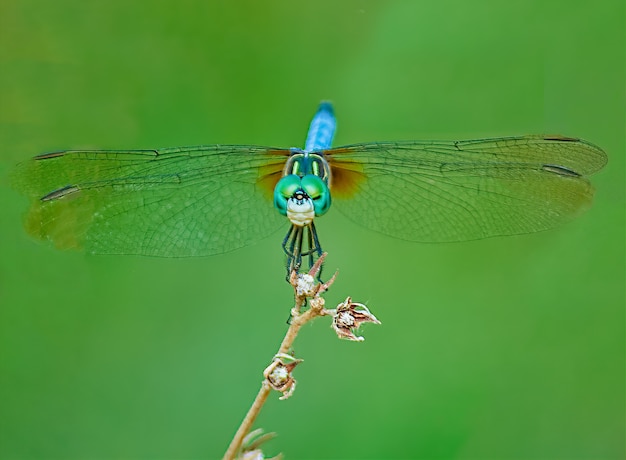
top-left (1, 1), bottom-right (624, 459)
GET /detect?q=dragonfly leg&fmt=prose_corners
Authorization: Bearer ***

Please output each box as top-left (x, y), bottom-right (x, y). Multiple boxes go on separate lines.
top-left (281, 223), bottom-right (324, 281)
top-left (302, 222), bottom-right (323, 281)
top-left (282, 225), bottom-right (303, 279)
top-left (282, 225), bottom-right (295, 258)
top-left (309, 221), bottom-right (323, 261)
top-left (293, 227), bottom-right (304, 271)
top-left (304, 225), bottom-right (315, 270)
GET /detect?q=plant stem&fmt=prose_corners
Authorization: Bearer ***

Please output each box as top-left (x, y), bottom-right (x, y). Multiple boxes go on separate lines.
top-left (222, 382), bottom-right (271, 460)
top-left (223, 256), bottom-right (335, 459)
top-left (222, 301), bottom-right (322, 460)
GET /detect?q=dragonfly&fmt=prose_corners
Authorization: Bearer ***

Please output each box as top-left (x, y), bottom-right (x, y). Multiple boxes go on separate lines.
top-left (13, 102), bottom-right (607, 275)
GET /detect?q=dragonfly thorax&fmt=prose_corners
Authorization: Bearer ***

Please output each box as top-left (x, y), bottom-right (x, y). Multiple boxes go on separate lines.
top-left (283, 149), bottom-right (331, 185)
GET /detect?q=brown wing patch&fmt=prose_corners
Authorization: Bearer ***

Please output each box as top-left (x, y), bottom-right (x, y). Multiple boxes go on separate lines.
top-left (256, 149), bottom-right (290, 200)
top-left (328, 161), bottom-right (366, 200)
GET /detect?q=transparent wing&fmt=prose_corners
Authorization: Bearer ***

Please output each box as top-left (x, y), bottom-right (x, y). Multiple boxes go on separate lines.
top-left (12, 145), bottom-right (290, 256)
top-left (325, 135), bottom-right (607, 242)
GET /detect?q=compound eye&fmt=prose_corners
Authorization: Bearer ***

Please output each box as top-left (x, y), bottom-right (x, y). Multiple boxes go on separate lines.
top-left (301, 175), bottom-right (331, 216)
top-left (273, 175), bottom-right (301, 215)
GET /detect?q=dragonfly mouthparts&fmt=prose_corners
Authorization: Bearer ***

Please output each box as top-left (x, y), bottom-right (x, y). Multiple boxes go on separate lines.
top-left (286, 193), bottom-right (315, 227)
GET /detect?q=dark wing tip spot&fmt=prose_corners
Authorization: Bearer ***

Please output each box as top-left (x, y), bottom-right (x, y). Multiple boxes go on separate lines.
top-left (542, 164), bottom-right (581, 177)
top-left (41, 185), bottom-right (80, 201)
top-left (543, 135), bottom-right (580, 142)
top-left (34, 151), bottom-right (67, 160)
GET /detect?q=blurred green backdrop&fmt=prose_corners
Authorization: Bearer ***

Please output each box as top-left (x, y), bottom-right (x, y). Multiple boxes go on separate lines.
top-left (1, 1), bottom-right (624, 459)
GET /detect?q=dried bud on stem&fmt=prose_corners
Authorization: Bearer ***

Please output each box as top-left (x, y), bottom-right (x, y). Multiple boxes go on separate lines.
top-left (263, 353), bottom-right (303, 400)
top-left (330, 297), bottom-right (381, 341)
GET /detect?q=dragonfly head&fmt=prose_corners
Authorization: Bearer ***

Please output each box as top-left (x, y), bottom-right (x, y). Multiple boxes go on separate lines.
top-left (274, 174), bottom-right (331, 226)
